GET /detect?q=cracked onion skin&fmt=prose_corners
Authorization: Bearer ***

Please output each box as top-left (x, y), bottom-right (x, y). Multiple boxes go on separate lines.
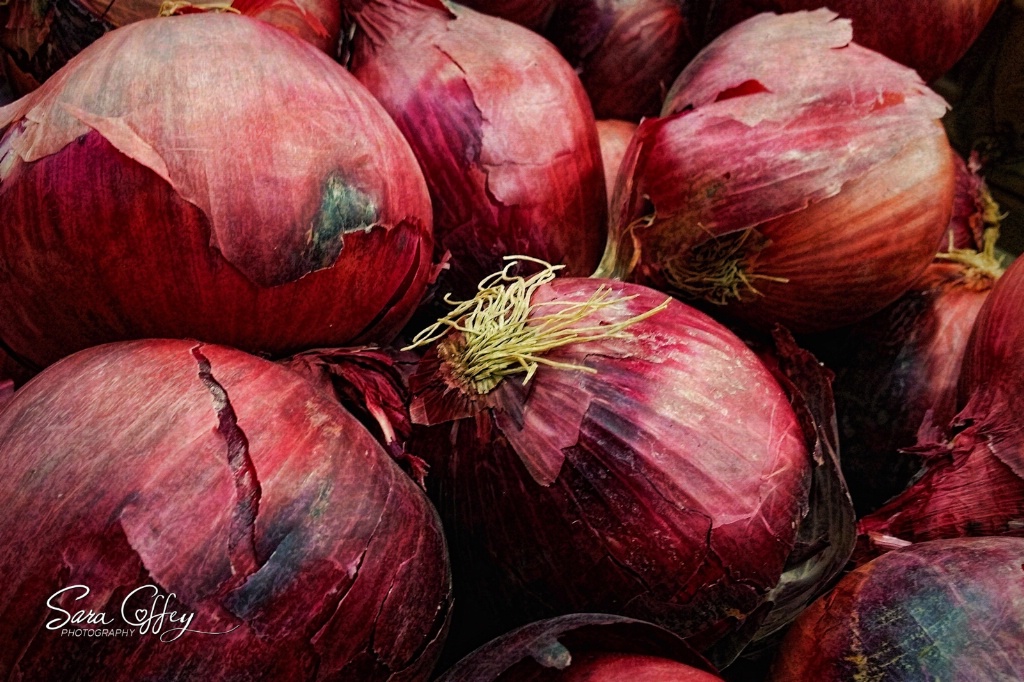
top-left (606, 10), bottom-right (955, 334)
top-left (410, 278), bottom-right (812, 659)
top-left (700, 0), bottom-right (1001, 83)
top-left (0, 14), bottom-right (434, 370)
top-left (346, 0), bottom-right (606, 298)
top-left (0, 339), bottom-right (452, 681)
top-left (769, 538), bottom-right (1024, 681)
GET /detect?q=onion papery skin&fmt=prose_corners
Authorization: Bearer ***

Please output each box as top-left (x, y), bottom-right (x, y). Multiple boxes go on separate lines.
top-left (700, 0), bottom-right (1001, 83)
top-left (0, 339), bottom-right (452, 681)
top-left (606, 10), bottom-right (955, 334)
top-left (596, 119), bottom-right (637, 210)
top-left (806, 262), bottom-right (995, 516)
top-left (545, 0), bottom-right (697, 121)
top-left (346, 0), bottom-right (607, 299)
top-left (0, 14), bottom-right (434, 369)
top-left (438, 614), bottom-right (722, 681)
top-left (857, 256), bottom-right (1024, 550)
top-left (0, 0), bottom-right (342, 94)
top-left (410, 278), bottom-right (812, 659)
top-left (455, 0), bottom-right (558, 31)
top-left (769, 538), bottom-right (1024, 681)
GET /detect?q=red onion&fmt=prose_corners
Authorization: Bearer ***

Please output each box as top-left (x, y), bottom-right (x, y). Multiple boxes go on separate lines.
top-left (596, 119), bottom-right (637, 209)
top-left (0, 339), bottom-right (452, 680)
top-left (805, 158), bottom-right (1003, 515)
top-left (0, 0), bottom-right (342, 95)
top-left (601, 9), bottom-right (956, 333)
top-left (545, 0), bottom-right (698, 120)
top-left (701, 0), bottom-right (1001, 83)
top-left (345, 0), bottom-right (606, 298)
top-left (0, 13), bottom-right (434, 369)
top-left (455, 0), bottom-right (559, 30)
top-left (438, 614), bottom-right (722, 681)
top-left (404, 260), bottom-right (840, 664)
top-left (858, 253), bottom-right (1024, 550)
top-left (769, 537), bottom-right (1024, 680)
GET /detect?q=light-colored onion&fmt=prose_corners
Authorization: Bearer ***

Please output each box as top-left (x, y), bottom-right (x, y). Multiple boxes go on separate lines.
top-left (0, 13), bottom-right (434, 369)
top-left (601, 10), bottom-right (956, 333)
top-left (345, 0), bottom-right (607, 298)
top-left (0, 339), bottom-right (452, 680)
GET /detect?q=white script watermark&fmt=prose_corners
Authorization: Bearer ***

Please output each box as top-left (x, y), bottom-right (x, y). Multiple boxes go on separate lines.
top-left (45, 584), bottom-right (239, 642)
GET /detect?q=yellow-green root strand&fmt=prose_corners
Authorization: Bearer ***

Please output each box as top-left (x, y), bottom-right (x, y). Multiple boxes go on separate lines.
top-left (935, 224), bottom-right (1005, 282)
top-left (158, 1), bottom-right (240, 16)
top-left (662, 228), bottom-right (788, 305)
top-left (404, 256), bottom-right (670, 396)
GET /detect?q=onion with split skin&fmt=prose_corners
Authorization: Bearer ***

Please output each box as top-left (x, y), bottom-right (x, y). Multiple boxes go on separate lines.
top-left (403, 258), bottom-right (852, 665)
top-left (0, 13), bottom-right (434, 370)
top-left (602, 9), bottom-right (956, 334)
top-left (700, 0), bottom-right (1002, 83)
top-left (344, 0), bottom-right (607, 299)
top-left (0, 339), bottom-right (452, 681)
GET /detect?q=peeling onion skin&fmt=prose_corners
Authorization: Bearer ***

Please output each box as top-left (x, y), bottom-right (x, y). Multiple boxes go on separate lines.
top-left (0, 0), bottom-right (342, 95)
top-left (0, 14), bottom-right (434, 369)
top-left (437, 614), bottom-right (722, 682)
top-left (596, 119), bottom-right (637, 210)
top-left (700, 0), bottom-right (1001, 83)
top-left (346, 0), bottom-right (607, 299)
top-left (410, 279), bottom-right (811, 658)
top-left (0, 339), bottom-right (452, 681)
top-left (606, 10), bottom-right (956, 334)
top-left (545, 0), bottom-right (698, 121)
top-left (858, 256), bottom-right (1024, 549)
top-left (769, 538), bottom-right (1024, 681)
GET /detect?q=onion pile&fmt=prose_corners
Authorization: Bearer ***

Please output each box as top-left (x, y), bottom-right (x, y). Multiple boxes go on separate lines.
top-left (602, 9), bottom-right (956, 333)
top-left (404, 259), bottom-right (851, 664)
top-left (345, 0), bottom-right (606, 299)
top-left (769, 538), bottom-right (1024, 680)
top-left (438, 614), bottom-right (722, 681)
top-left (858, 246), bottom-right (1024, 548)
top-left (545, 0), bottom-right (698, 121)
top-left (0, 13), bottom-right (434, 369)
top-left (0, 0), bottom-right (342, 94)
top-left (700, 0), bottom-right (1002, 83)
top-left (0, 339), bottom-right (452, 680)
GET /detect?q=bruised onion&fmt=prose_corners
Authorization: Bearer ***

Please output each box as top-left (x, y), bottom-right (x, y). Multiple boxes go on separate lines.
top-left (597, 120), bottom-right (637, 209)
top-left (769, 537), bottom-right (1024, 681)
top-left (0, 0), bottom-right (342, 94)
top-left (0, 13), bottom-right (434, 369)
top-left (858, 253), bottom-right (1024, 550)
top-left (0, 339), bottom-right (452, 680)
top-left (602, 10), bottom-right (955, 333)
top-left (701, 0), bottom-right (1001, 83)
top-left (345, 0), bottom-right (606, 298)
top-left (405, 259), bottom-right (831, 662)
top-left (438, 614), bottom-right (722, 681)
top-left (545, 0), bottom-right (698, 120)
